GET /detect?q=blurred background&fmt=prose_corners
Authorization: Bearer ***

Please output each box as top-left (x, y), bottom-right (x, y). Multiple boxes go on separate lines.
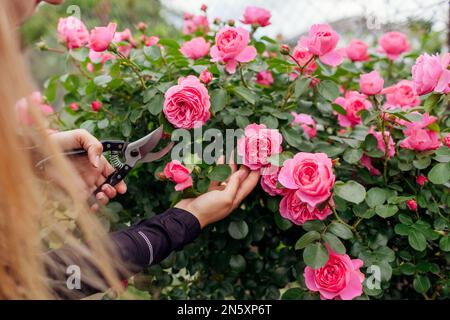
top-left (21, 0), bottom-right (449, 86)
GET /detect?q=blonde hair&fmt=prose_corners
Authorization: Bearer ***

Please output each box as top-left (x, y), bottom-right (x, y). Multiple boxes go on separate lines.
top-left (0, 1), bottom-right (125, 299)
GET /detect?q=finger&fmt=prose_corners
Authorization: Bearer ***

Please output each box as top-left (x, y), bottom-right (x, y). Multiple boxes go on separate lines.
top-left (228, 150), bottom-right (238, 174)
top-left (222, 170), bottom-right (243, 201)
top-left (115, 180), bottom-right (127, 194)
top-left (101, 184), bottom-right (117, 199)
top-left (96, 192), bottom-right (109, 206)
top-left (90, 203), bottom-right (100, 212)
top-left (232, 170), bottom-right (260, 209)
top-left (75, 129), bottom-right (103, 168)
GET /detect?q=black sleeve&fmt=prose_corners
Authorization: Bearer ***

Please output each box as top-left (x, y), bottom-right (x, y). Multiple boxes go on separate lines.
top-left (46, 207), bottom-right (201, 299)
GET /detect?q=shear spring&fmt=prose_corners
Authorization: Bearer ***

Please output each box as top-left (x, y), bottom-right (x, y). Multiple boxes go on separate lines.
top-left (109, 152), bottom-right (124, 169)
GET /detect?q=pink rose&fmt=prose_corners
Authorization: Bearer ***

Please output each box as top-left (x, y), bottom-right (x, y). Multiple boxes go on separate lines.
top-left (299, 24), bottom-right (343, 67)
top-left (89, 23), bottom-right (117, 52)
top-left (412, 53), bottom-right (450, 95)
top-left (280, 190), bottom-right (332, 225)
top-left (260, 165), bottom-right (288, 196)
top-left (113, 28), bottom-right (134, 57)
top-left (360, 154), bottom-right (381, 176)
top-left (291, 45), bottom-right (317, 75)
top-left (183, 14), bottom-right (209, 35)
top-left (444, 134), bottom-right (450, 148)
top-left (69, 103), bottom-right (79, 111)
top-left (416, 175), bottom-right (428, 186)
top-left (91, 100), bottom-right (102, 112)
top-left (278, 152), bottom-right (335, 207)
top-left (360, 71), bottom-right (384, 95)
top-left (406, 199), bottom-right (417, 211)
top-left (180, 37), bottom-right (211, 60)
top-left (89, 49), bottom-right (115, 64)
top-left (237, 124), bottom-right (283, 171)
top-left (400, 113), bottom-right (441, 151)
top-left (145, 36), bottom-right (160, 47)
top-left (291, 112), bottom-right (317, 138)
top-left (379, 31), bottom-right (410, 60)
top-left (368, 127), bottom-right (395, 158)
top-left (163, 160), bottom-right (193, 191)
top-left (199, 69), bottom-right (213, 84)
top-left (30, 91), bottom-right (54, 116)
top-left (346, 39), bottom-right (369, 62)
top-left (240, 6), bottom-right (271, 27)
top-left (210, 27), bottom-right (257, 74)
top-left (15, 92), bottom-right (54, 126)
top-left (335, 91), bottom-right (372, 128)
top-left (163, 76), bottom-right (211, 129)
top-left (256, 70), bottom-right (274, 86)
top-left (383, 80), bottom-right (420, 110)
top-left (304, 245), bottom-right (364, 300)
top-left (57, 16), bottom-right (89, 49)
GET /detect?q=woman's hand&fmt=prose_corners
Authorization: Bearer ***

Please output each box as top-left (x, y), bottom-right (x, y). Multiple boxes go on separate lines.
top-left (49, 129), bottom-right (127, 210)
top-left (175, 163), bottom-right (260, 229)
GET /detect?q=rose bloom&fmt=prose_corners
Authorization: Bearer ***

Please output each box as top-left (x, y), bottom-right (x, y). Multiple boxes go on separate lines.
top-left (256, 70), bottom-right (274, 86)
top-left (346, 39), bottom-right (369, 62)
top-left (199, 69), bottom-right (213, 84)
top-left (368, 127), bottom-right (395, 158)
top-left (278, 152), bottom-right (335, 207)
top-left (260, 165), bottom-right (288, 196)
top-left (298, 24), bottom-right (343, 67)
top-left (291, 45), bottom-right (317, 75)
top-left (359, 71), bottom-right (384, 95)
top-left (89, 49), bottom-right (115, 65)
top-left (360, 154), bottom-right (381, 176)
top-left (145, 36), bottom-right (160, 47)
top-left (383, 80), bottom-right (420, 110)
top-left (379, 31), bottom-right (410, 60)
top-left (210, 27), bottom-right (257, 74)
top-left (400, 113), bottom-right (441, 151)
top-left (335, 91), bottom-right (372, 128)
top-left (280, 190), bottom-right (332, 225)
top-left (163, 160), bottom-right (193, 191)
top-left (57, 16), bottom-right (89, 49)
top-left (89, 23), bottom-right (117, 52)
top-left (444, 134), bottom-right (450, 148)
top-left (183, 14), bottom-right (209, 35)
top-left (237, 124), bottom-right (283, 171)
top-left (91, 100), bottom-right (102, 112)
top-left (406, 199), bottom-right (417, 211)
top-left (163, 75), bottom-right (211, 129)
top-left (16, 92), bottom-right (54, 126)
top-left (291, 112), bottom-right (317, 139)
top-left (180, 37), bottom-right (211, 60)
top-left (416, 175), bottom-right (428, 186)
top-left (240, 6), bottom-right (271, 27)
top-left (412, 53), bottom-right (450, 95)
top-left (113, 28), bottom-right (134, 57)
top-left (304, 245), bottom-right (364, 300)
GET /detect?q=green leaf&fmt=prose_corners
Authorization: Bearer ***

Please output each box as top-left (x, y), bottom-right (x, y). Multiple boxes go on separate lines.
top-left (281, 288), bottom-right (303, 300)
top-left (408, 230), bottom-right (427, 251)
top-left (274, 213), bottom-right (292, 230)
top-left (295, 231), bottom-right (321, 250)
top-left (233, 86), bottom-right (257, 105)
top-left (413, 157), bottom-right (431, 170)
top-left (433, 146), bottom-right (450, 163)
top-left (44, 76), bottom-right (58, 103)
top-left (208, 164), bottom-right (232, 182)
top-left (332, 103), bottom-right (347, 115)
top-left (146, 94), bottom-right (164, 115)
top-left (399, 262), bottom-right (415, 275)
top-left (260, 115), bottom-right (279, 129)
top-left (413, 275), bottom-right (431, 293)
top-left (197, 179), bottom-right (210, 193)
top-left (130, 108), bottom-right (144, 123)
top-left (328, 223), bottom-right (353, 239)
top-left (317, 80), bottom-right (340, 102)
top-left (281, 127), bottom-right (304, 149)
top-left (394, 223), bottom-right (412, 236)
top-left (334, 180), bottom-right (366, 204)
top-left (423, 93), bottom-right (441, 113)
top-left (97, 118), bottom-right (109, 129)
top-left (366, 187), bottom-right (388, 208)
top-left (343, 148), bottom-right (363, 164)
top-left (228, 220), bottom-right (249, 239)
top-left (439, 236), bottom-right (450, 252)
top-left (121, 121), bottom-right (132, 137)
top-left (229, 255), bottom-right (246, 272)
top-left (94, 75), bottom-right (112, 87)
top-left (375, 204), bottom-right (398, 218)
top-left (236, 115), bottom-right (250, 128)
top-left (323, 232), bottom-right (346, 254)
top-left (143, 45), bottom-right (161, 60)
top-left (210, 88), bottom-right (227, 112)
top-left (303, 242), bottom-right (329, 269)
top-left (157, 38), bottom-right (180, 49)
top-left (294, 77), bottom-right (311, 98)
top-left (428, 163), bottom-right (450, 184)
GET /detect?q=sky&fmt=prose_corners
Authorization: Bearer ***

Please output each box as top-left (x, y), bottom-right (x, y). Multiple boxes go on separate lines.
top-left (161, 0), bottom-right (448, 39)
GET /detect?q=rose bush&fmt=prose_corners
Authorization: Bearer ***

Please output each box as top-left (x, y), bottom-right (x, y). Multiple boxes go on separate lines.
top-left (40, 5), bottom-right (449, 300)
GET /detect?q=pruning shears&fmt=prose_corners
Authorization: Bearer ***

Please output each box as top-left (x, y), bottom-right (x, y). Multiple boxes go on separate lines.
top-left (39, 126), bottom-right (173, 206)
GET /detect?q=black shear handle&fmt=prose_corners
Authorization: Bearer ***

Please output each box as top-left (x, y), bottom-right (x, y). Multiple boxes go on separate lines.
top-left (87, 165), bottom-right (132, 207)
top-left (68, 140), bottom-right (126, 157)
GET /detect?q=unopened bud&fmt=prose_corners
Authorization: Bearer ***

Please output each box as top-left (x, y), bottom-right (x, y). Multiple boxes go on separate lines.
top-left (36, 41), bottom-right (48, 51)
top-left (280, 44), bottom-right (290, 55)
top-left (137, 22), bottom-right (147, 31)
top-left (200, 4), bottom-right (207, 12)
top-left (227, 19), bottom-right (235, 27)
top-left (213, 17), bottom-right (221, 25)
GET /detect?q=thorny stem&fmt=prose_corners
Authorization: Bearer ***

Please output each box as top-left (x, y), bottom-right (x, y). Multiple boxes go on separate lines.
top-left (115, 50), bottom-right (147, 89)
top-left (238, 63), bottom-right (249, 89)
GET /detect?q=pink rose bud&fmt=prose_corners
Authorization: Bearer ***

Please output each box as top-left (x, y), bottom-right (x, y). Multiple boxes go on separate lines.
top-left (180, 37), bottom-right (210, 60)
top-left (256, 70), bottom-right (274, 87)
top-left (346, 39), bottom-right (369, 62)
top-left (69, 103), bottom-right (79, 111)
top-left (279, 44), bottom-right (290, 55)
top-left (201, 4), bottom-right (207, 12)
top-left (57, 16), bottom-right (89, 49)
top-left (240, 6), bottom-right (271, 27)
top-left (227, 19), bottom-right (235, 26)
top-left (416, 175), bottom-right (428, 186)
top-left (379, 31), bottom-right (410, 60)
top-left (213, 18), bottom-right (221, 25)
top-left (199, 69), bottom-right (213, 84)
top-left (444, 134), bottom-right (450, 148)
top-left (137, 22), bottom-right (147, 31)
top-left (406, 199), bottom-right (417, 211)
top-left (91, 100), bottom-right (102, 112)
top-left (359, 70), bottom-right (384, 95)
top-left (163, 160), bottom-right (193, 191)
top-left (89, 22), bottom-right (117, 52)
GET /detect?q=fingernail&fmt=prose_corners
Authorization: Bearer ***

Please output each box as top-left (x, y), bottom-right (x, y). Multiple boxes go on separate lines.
top-left (94, 155), bottom-right (100, 168)
top-left (96, 193), bottom-right (104, 200)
